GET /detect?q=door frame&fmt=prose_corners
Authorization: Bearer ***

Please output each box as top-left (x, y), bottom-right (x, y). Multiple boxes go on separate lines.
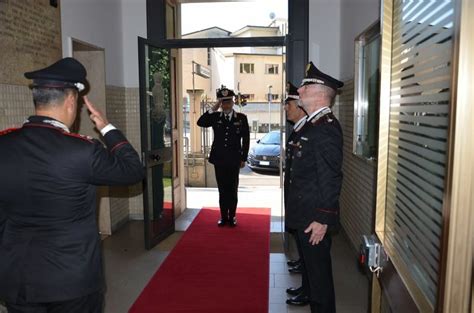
top-left (146, 0), bottom-right (308, 86)
top-left (441, 0), bottom-right (474, 311)
top-left (138, 34), bottom-right (287, 249)
top-left (140, 0), bottom-right (309, 249)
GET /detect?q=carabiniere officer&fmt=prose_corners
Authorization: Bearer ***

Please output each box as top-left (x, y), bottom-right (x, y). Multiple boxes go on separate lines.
top-left (285, 61), bottom-right (344, 313)
top-left (197, 85), bottom-right (250, 227)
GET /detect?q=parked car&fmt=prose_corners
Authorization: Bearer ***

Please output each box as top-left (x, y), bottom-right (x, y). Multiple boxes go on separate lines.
top-left (247, 130), bottom-right (282, 172)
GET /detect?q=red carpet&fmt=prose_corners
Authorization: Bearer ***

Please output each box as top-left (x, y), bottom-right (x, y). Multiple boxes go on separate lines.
top-left (129, 207), bottom-right (271, 313)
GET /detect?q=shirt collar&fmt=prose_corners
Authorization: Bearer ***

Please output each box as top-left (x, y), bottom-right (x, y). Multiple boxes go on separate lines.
top-left (24, 116), bottom-right (70, 133)
top-left (293, 116), bottom-right (307, 131)
top-left (307, 106), bottom-right (331, 123)
top-left (221, 110), bottom-right (235, 118)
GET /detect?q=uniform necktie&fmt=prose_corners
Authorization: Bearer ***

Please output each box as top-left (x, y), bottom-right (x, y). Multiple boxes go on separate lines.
top-left (226, 114), bottom-right (231, 122)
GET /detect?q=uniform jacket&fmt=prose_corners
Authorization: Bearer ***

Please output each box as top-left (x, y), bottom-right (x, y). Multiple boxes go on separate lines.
top-left (197, 110), bottom-right (250, 167)
top-left (0, 116), bottom-right (145, 303)
top-left (284, 121), bottom-right (306, 224)
top-left (285, 109), bottom-right (343, 230)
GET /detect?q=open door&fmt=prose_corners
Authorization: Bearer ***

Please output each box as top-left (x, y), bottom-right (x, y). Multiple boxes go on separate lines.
top-left (139, 39), bottom-right (175, 249)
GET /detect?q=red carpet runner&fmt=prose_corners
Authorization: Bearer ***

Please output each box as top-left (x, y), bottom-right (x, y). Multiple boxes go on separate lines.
top-left (129, 207), bottom-right (270, 313)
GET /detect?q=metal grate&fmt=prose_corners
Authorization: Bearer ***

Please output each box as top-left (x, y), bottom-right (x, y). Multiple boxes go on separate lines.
top-left (385, 0), bottom-right (454, 307)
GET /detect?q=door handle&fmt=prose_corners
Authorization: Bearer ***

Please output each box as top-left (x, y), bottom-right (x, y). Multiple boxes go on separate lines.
top-left (150, 154), bottom-right (161, 162)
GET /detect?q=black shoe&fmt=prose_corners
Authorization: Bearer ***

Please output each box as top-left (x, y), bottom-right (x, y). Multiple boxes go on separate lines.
top-left (286, 286), bottom-right (303, 296)
top-left (288, 263), bottom-right (303, 274)
top-left (228, 217), bottom-right (237, 227)
top-left (286, 294), bottom-right (310, 306)
top-left (286, 259), bottom-right (300, 267)
top-left (217, 219), bottom-right (227, 227)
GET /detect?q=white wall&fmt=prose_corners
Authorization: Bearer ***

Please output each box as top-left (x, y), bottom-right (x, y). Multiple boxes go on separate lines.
top-left (120, 0), bottom-right (147, 87)
top-left (308, 0), bottom-right (342, 80)
top-left (62, 0), bottom-right (378, 86)
top-left (61, 0), bottom-right (124, 86)
top-left (308, 0), bottom-right (380, 81)
top-left (211, 48), bottom-right (227, 97)
top-left (340, 0), bottom-right (380, 80)
top-left (61, 0), bottom-right (146, 87)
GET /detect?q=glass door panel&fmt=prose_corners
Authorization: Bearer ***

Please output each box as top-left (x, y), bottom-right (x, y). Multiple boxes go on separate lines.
top-left (139, 41), bottom-right (175, 249)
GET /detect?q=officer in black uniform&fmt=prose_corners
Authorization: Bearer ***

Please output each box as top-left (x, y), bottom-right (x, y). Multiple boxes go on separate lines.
top-left (283, 82), bottom-right (311, 306)
top-left (285, 62), bottom-right (344, 313)
top-left (197, 85), bottom-right (250, 227)
top-left (0, 58), bottom-right (145, 313)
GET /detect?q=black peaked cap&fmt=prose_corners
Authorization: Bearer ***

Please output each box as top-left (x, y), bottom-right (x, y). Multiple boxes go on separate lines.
top-left (216, 85), bottom-right (235, 100)
top-left (285, 81), bottom-right (299, 102)
top-left (301, 61), bottom-right (344, 91)
top-left (24, 57), bottom-right (87, 91)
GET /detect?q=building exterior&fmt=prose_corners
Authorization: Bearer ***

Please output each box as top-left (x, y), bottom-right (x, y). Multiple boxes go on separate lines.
top-left (181, 25), bottom-right (285, 140)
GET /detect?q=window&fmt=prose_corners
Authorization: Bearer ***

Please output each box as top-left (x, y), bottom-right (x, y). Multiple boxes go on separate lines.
top-left (240, 63), bottom-right (254, 74)
top-left (207, 48), bottom-right (211, 66)
top-left (265, 64), bottom-right (279, 74)
top-left (243, 94), bottom-right (255, 100)
top-left (353, 22), bottom-right (380, 159)
top-left (267, 93), bottom-right (279, 101)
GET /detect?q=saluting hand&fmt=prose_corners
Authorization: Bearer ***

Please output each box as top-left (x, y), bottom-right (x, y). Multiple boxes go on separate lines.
top-left (212, 99), bottom-right (221, 111)
top-left (84, 96), bottom-right (109, 131)
top-left (304, 221), bottom-right (328, 245)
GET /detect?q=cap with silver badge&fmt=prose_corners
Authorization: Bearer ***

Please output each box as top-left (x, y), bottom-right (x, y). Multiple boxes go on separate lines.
top-left (300, 61), bottom-right (344, 91)
top-left (24, 57), bottom-right (87, 92)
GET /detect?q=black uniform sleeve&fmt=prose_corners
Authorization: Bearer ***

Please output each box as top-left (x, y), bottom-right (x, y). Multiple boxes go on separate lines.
top-left (312, 123), bottom-right (343, 225)
top-left (0, 207), bottom-right (5, 239)
top-left (88, 129), bottom-right (145, 186)
top-left (197, 111), bottom-right (216, 127)
top-left (240, 114), bottom-right (250, 162)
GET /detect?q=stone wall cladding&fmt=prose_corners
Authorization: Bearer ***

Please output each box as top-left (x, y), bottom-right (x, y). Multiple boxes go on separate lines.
top-left (106, 86), bottom-right (131, 230)
top-left (124, 88), bottom-right (144, 220)
top-left (0, 84), bottom-right (34, 130)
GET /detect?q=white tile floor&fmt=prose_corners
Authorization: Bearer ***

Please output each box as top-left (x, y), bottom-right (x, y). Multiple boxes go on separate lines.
top-left (102, 206), bottom-right (369, 313)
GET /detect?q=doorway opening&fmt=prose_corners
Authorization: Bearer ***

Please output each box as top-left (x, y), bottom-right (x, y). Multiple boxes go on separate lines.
top-left (71, 39), bottom-right (111, 237)
top-left (181, 44), bottom-right (286, 180)
top-left (180, 43), bottom-right (287, 245)
top-left (140, 0), bottom-right (289, 248)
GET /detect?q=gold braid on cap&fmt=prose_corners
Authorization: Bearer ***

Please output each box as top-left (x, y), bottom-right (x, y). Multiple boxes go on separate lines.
top-left (305, 63), bottom-right (311, 75)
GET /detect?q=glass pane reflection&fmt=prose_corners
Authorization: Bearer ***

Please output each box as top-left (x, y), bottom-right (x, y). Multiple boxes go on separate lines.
top-left (145, 46), bottom-right (174, 240)
top-left (148, 48), bottom-right (172, 150)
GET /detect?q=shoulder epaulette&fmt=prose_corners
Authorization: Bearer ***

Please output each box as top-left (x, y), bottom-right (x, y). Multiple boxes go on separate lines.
top-left (63, 132), bottom-right (95, 143)
top-left (236, 112), bottom-right (247, 117)
top-left (0, 128), bottom-right (20, 136)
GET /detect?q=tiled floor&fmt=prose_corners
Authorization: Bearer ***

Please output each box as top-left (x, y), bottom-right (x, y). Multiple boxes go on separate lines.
top-left (102, 208), bottom-right (369, 313)
top-left (268, 236), bottom-right (369, 313)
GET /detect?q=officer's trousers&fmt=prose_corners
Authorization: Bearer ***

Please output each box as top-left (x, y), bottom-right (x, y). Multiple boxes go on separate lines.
top-left (296, 229), bottom-right (336, 313)
top-left (292, 229), bottom-right (309, 295)
top-left (6, 290), bottom-right (103, 313)
top-left (214, 164), bottom-right (240, 220)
